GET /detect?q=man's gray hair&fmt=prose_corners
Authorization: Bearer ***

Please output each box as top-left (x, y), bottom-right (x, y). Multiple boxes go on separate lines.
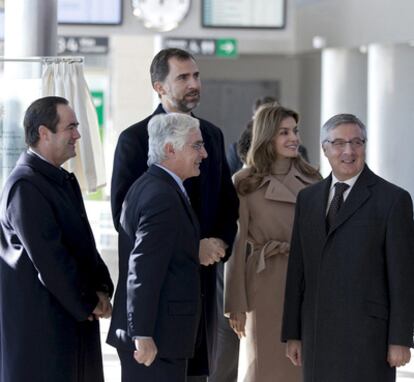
top-left (148, 113), bottom-right (200, 165)
top-left (321, 113), bottom-right (367, 143)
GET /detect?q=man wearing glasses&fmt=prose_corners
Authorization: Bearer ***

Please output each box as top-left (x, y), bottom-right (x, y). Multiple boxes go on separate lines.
top-left (282, 114), bottom-right (414, 382)
top-left (108, 113), bottom-right (208, 381)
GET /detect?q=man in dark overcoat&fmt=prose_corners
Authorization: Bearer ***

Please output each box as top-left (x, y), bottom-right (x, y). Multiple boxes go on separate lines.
top-left (110, 48), bottom-right (239, 380)
top-left (0, 96), bottom-right (113, 382)
top-left (108, 113), bottom-right (207, 381)
top-left (282, 113), bottom-right (414, 382)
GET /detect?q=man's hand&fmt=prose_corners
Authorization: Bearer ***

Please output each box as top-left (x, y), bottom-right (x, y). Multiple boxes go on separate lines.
top-left (88, 292), bottom-right (112, 321)
top-left (387, 345), bottom-right (411, 367)
top-left (96, 291), bottom-right (112, 318)
top-left (286, 340), bottom-right (302, 366)
top-left (229, 312), bottom-right (246, 339)
top-left (199, 238), bottom-right (226, 266)
top-left (134, 338), bottom-right (158, 367)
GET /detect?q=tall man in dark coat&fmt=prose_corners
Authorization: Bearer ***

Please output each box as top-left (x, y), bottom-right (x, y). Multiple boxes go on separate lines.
top-left (282, 113), bottom-right (414, 382)
top-left (110, 48), bottom-right (239, 379)
top-left (0, 96), bottom-right (113, 382)
top-left (108, 113), bottom-right (207, 381)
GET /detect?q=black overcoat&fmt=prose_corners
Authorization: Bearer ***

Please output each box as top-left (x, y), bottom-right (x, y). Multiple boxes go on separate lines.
top-left (0, 152), bottom-right (113, 382)
top-left (282, 165), bottom-right (414, 382)
top-left (110, 104), bottom-right (239, 374)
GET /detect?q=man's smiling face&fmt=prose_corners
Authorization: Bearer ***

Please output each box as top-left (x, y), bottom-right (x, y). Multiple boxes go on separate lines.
top-left (322, 123), bottom-right (366, 181)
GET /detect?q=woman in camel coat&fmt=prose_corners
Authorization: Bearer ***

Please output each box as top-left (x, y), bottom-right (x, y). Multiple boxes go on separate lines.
top-left (224, 104), bottom-right (321, 382)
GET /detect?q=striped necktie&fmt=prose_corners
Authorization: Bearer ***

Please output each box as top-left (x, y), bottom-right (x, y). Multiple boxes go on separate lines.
top-left (326, 182), bottom-right (349, 231)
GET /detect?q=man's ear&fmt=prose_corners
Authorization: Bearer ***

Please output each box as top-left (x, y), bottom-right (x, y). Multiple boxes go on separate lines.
top-left (38, 125), bottom-right (51, 142)
top-left (153, 81), bottom-right (166, 96)
top-left (321, 143), bottom-right (327, 157)
top-left (164, 142), bottom-right (175, 158)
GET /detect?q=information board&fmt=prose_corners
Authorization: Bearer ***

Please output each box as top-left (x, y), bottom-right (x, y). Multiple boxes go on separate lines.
top-left (58, 0), bottom-right (122, 25)
top-left (202, 0), bottom-right (285, 29)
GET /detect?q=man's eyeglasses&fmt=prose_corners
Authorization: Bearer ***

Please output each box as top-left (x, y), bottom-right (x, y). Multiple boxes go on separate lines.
top-left (190, 142), bottom-right (205, 151)
top-left (324, 138), bottom-right (366, 150)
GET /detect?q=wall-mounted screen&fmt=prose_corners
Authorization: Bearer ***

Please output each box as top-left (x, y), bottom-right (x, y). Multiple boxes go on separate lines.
top-left (58, 0), bottom-right (122, 25)
top-left (202, 0), bottom-right (285, 29)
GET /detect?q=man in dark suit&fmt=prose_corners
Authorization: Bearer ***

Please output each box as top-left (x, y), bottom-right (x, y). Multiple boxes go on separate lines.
top-left (110, 48), bottom-right (239, 380)
top-left (0, 96), bottom-right (113, 382)
top-left (107, 113), bottom-right (207, 381)
top-left (282, 113), bottom-right (414, 382)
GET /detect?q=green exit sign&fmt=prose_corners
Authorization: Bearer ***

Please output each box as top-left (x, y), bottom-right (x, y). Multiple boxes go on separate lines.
top-left (216, 38), bottom-right (238, 58)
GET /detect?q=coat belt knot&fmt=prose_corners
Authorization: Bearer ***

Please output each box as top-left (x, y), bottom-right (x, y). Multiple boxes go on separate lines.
top-left (248, 240), bottom-right (290, 273)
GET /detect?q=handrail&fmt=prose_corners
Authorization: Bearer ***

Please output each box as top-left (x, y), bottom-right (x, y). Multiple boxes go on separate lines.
top-left (0, 56), bottom-right (84, 64)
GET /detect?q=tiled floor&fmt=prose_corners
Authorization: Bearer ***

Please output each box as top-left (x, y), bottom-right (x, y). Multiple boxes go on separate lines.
top-left (399, 365), bottom-right (414, 381)
top-left (100, 319), bottom-right (121, 382)
top-left (86, 201), bottom-right (121, 382)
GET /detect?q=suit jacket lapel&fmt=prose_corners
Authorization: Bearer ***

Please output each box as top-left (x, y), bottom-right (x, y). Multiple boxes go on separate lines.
top-left (312, 177), bottom-right (331, 241)
top-left (328, 165), bottom-right (376, 235)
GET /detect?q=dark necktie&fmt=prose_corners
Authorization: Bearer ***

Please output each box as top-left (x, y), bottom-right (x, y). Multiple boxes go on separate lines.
top-left (183, 189), bottom-right (191, 205)
top-left (326, 182), bottom-right (349, 231)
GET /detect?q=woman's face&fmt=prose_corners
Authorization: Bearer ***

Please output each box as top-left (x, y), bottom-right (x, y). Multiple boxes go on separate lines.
top-left (273, 116), bottom-right (300, 159)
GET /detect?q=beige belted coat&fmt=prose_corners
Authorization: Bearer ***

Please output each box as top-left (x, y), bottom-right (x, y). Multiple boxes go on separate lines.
top-left (224, 160), bottom-right (319, 382)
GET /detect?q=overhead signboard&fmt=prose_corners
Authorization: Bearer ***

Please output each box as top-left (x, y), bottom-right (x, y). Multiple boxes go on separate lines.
top-left (164, 38), bottom-right (238, 58)
top-left (58, 36), bottom-right (109, 55)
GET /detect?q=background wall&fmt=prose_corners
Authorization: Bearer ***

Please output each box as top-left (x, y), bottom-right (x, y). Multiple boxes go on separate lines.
top-left (55, 0), bottom-right (414, 184)
top-left (59, 0), bottom-right (297, 55)
top-left (295, 0), bottom-right (414, 51)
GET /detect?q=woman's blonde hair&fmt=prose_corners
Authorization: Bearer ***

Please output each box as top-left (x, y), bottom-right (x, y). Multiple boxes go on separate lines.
top-left (237, 104), bottom-right (320, 195)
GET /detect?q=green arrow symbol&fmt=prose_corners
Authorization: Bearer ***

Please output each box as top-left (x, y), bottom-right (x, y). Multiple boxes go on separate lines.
top-left (216, 39), bottom-right (238, 57)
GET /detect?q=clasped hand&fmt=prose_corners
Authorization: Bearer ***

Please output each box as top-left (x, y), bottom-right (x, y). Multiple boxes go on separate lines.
top-left (199, 238), bottom-right (226, 266)
top-left (88, 291), bottom-right (112, 321)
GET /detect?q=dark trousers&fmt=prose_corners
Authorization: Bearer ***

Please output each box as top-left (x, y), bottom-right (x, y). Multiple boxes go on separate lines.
top-left (208, 262), bottom-right (239, 382)
top-left (117, 349), bottom-right (187, 382)
top-left (187, 377), bottom-right (207, 382)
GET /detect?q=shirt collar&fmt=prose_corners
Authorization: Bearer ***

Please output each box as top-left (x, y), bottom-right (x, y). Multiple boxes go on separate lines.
top-left (154, 164), bottom-right (186, 194)
top-left (330, 170), bottom-right (362, 190)
top-left (28, 147), bottom-right (55, 166)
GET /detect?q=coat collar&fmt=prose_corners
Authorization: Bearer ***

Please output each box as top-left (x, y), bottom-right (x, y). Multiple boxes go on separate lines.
top-left (258, 164), bottom-right (318, 204)
top-left (153, 103), bottom-right (166, 116)
top-left (147, 164), bottom-right (184, 194)
top-left (300, 176), bottom-right (332, 246)
top-left (147, 165), bottom-right (200, 231)
top-left (17, 151), bottom-right (71, 186)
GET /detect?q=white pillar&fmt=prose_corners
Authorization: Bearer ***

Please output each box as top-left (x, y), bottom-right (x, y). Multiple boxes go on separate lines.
top-left (320, 48), bottom-right (367, 176)
top-left (4, 0), bottom-right (57, 57)
top-left (106, 35), bottom-right (156, 190)
top-left (367, 43), bottom-right (414, 195)
top-left (1, 0), bottom-right (57, 186)
top-left (110, 35), bottom-right (157, 136)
